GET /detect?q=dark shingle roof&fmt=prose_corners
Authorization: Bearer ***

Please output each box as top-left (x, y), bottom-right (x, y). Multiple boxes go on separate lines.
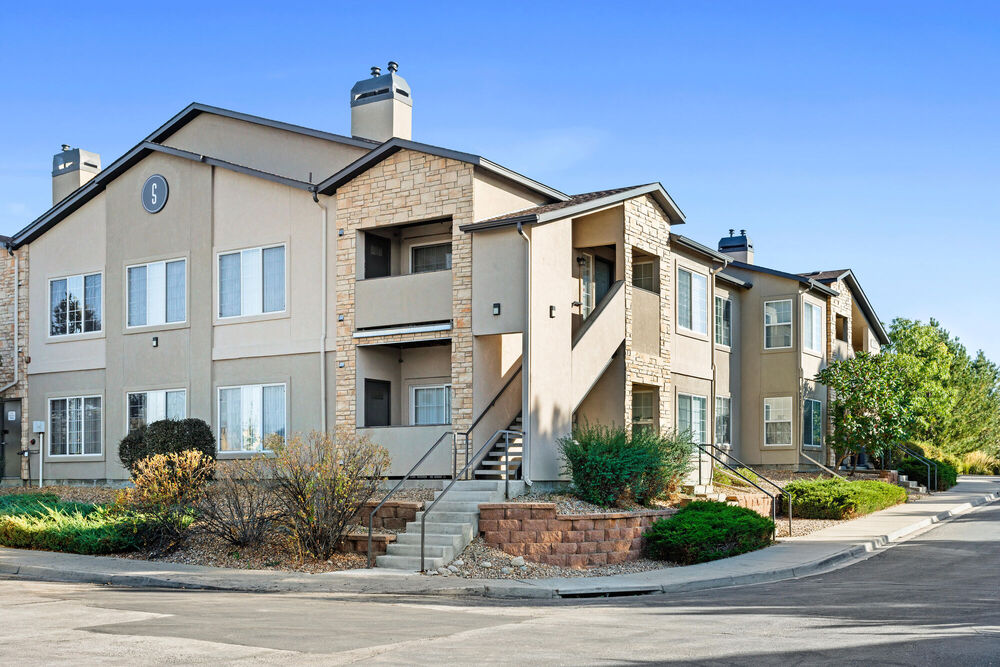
top-left (478, 186), bottom-right (642, 224)
top-left (798, 269), bottom-right (850, 283)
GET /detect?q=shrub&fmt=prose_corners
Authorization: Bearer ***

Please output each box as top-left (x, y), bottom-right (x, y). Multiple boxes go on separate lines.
top-left (119, 418), bottom-right (216, 474)
top-left (713, 466), bottom-right (760, 489)
top-left (906, 441), bottom-right (963, 472)
top-left (559, 424), bottom-right (693, 507)
top-left (898, 457), bottom-right (958, 490)
top-left (0, 494), bottom-right (149, 554)
top-left (961, 451), bottom-right (1000, 475)
top-left (264, 429), bottom-right (390, 560)
top-left (198, 458), bottom-right (278, 547)
top-left (644, 501), bottom-right (774, 564)
top-left (782, 477), bottom-right (907, 519)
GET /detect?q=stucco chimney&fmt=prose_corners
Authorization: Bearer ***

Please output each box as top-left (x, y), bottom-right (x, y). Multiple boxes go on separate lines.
top-left (52, 145), bottom-right (101, 205)
top-left (718, 229), bottom-right (753, 264)
top-left (350, 61), bottom-right (412, 143)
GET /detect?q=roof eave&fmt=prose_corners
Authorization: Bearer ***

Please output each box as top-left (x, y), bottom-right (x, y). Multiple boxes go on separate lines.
top-left (728, 260), bottom-right (839, 297)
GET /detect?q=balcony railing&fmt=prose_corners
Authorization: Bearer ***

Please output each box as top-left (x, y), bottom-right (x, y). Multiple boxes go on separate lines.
top-left (355, 270), bottom-right (452, 329)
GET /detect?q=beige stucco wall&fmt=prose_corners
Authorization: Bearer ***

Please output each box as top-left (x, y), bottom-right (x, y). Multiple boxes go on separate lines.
top-left (472, 169), bottom-right (549, 222)
top-left (355, 270), bottom-right (453, 329)
top-left (471, 228), bottom-right (525, 335)
top-left (576, 354), bottom-right (625, 428)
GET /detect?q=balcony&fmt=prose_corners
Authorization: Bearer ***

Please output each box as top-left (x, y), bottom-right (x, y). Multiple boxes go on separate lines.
top-left (355, 269), bottom-right (452, 329)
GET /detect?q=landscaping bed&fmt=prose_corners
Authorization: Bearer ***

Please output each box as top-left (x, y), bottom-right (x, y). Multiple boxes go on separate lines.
top-left (781, 477), bottom-right (906, 519)
top-left (504, 491), bottom-right (676, 515)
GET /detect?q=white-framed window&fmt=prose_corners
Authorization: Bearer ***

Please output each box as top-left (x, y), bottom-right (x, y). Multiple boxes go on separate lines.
top-left (218, 245), bottom-right (286, 318)
top-left (49, 273), bottom-right (102, 337)
top-left (803, 398), bottom-right (823, 448)
top-left (715, 296), bottom-right (732, 346)
top-left (678, 393), bottom-right (707, 444)
top-left (632, 260), bottom-right (656, 292)
top-left (218, 383), bottom-right (286, 452)
top-left (678, 268), bottom-right (708, 334)
top-left (764, 299), bottom-right (793, 349)
top-left (127, 259), bottom-right (186, 327)
top-left (580, 252), bottom-right (595, 318)
top-left (49, 395), bottom-right (102, 456)
top-left (715, 396), bottom-right (731, 446)
top-left (411, 242), bottom-right (452, 273)
top-left (804, 301), bottom-right (824, 354)
top-left (632, 389), bottom-right (656, 433)
top-left (764, 397), bottom-right (793, 446)
top-left (410, 384), bottom-right (451, 425)
top-left (127, 389), bottom-right (186, 433)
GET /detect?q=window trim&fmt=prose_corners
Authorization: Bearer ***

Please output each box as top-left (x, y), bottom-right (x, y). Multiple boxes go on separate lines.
top-left (632, 388), bottom-right (657, 432)
top-left (763, 396), bottom-right (794, 447)
top-left (677, 392), bottom-right (708, 444)
top-left (764, 298), bottom-right (794, 350)
top-left (677, 266), bottom-right (709, 336)
top-left (125, 257), bottom-right (189, 330)
top-left (215, 243), bottom-right (288, 322)
top-left (803, 398), bottom-right (823, 449)
top-left (715, 395), bottom-right (732, 446)
top-left (216, 382), bottom-right (288, 454)
top-left (632, 259), bottom-right (657, 294)
top-left (409, 383), bottom-right (452, 426)
top-left (125, 388), bottom-right (188, 434)
top-left (803, 300), bottom-right (824, 355)
top-left (408, 240), bottom-right (453, 274)
top-left (714, 295), bottom-right (732, 347)
top-left (47, 271), bottom-right (104, 340)
top-left (47, 394), bottom-right (103, 458)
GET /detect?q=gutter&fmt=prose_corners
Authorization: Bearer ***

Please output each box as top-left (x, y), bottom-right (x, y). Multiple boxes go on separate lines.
top-left (312, 189), bottom-right (329, 433)
top-left (516, 221), bottom-right (532, 487)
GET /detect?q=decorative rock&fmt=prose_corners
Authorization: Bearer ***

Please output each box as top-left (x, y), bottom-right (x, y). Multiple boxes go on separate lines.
top-left (447, 564), bottom-right (460, 573)
top-left (501, 567), bottom-right (512, 575)
top-left (520, 565), bottom-right (528, 571)
top-left (437, 567), bottom-right (450, 576)
top-left (511, 556), bottom-right (525, 567)
top-left (452, 559), bottom-right (465, 567)
top-left (480, 561), bottom-right (492, 568)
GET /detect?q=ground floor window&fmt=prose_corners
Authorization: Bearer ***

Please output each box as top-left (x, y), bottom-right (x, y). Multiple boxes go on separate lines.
top-left (678, 393), bottom-right (707, 444)
top-left (49, 396), bottom-right (102, 456)
top-left (410, 384), bottom-right (451, 425)
top-left (715, 396), bottom-right (731, 446)
top-left (127, 389), bottom-right (186, 433)
top-left (218, 383), bottom-right (286, 452)
top-left (764, 397), bottom-right (793, 446)
top-left (632, 389), bottom-right (656, 433)
top-left (803, 398), bottom-right (823, 448)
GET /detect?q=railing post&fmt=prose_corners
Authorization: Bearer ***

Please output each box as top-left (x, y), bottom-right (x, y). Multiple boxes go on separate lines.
top-left (504, 431), bottom-right (510, 500)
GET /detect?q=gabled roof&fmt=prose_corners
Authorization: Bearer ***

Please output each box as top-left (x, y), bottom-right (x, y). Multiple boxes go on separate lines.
top-left (314, 136), bottom-right (569, 202)
top-left (669, 234), bottom-right (752, 288)
top-left (799, 269), bottom-right (889, 345)
top-left (723, 261), bottom-right (840, 297)
top-left (459, 182), bottom-right (685, 232)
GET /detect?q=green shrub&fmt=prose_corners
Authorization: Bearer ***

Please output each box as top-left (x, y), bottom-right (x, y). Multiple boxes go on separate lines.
top-left (713, 466), bottom-right (760, 489)
top-left (644, 501), bottom-right (774, 564)
top-left (898, 457), bottom-right (958, 490)
top-left (906, 442), bottom-right (963, 472)
top-left (119, 418), bottom-right (216, 474)
top-left (0, 494), bottom-right (151, 554)
top-left (960, 451), bottom-right (1000, 475)
top-left (559, 424), bottom-right (693, 507)
top-left (782, 477), bottom-right (907, 519)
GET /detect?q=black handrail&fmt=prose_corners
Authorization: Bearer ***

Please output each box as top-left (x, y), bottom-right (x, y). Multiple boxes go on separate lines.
top-left (367, 430), bottom-right (453, 568)
top-left (893, 443), bottom-right (938, 492)
top-left (699, 443), bottom-right (793, 536)
top-left (695, 444), bottom-right (783, 538)
top-left (421, 429), bottom-right (522, 571)
top-left (460, 364), bottom-right (522, 478)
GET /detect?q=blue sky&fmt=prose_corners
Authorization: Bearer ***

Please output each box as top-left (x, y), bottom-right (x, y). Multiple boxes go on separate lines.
top-left (2, 2), bottom-right (998, 358)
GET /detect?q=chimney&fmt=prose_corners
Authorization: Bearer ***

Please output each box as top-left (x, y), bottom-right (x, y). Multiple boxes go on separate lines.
top-left (52, 145), bottom-right (101, 205)
top-left (718, 229), bottom-right (753, 264)
top-left (349, 61), bottom-right (412, 142)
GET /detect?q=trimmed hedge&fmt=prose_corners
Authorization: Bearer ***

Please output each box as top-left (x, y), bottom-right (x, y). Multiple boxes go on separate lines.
top-left (119, 418), bottom-right (216, 474)
top-left (644, 501), bottom-right (774, 564)
top-left (0, 494), bottom-right (152, 554)
top-left (782, 478), bottom-right (907, 519)
top-left (898, 457), bottom-right (958, 490)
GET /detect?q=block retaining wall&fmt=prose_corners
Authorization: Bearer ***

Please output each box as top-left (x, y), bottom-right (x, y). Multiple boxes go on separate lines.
top-left (338, 533), bottom-right (396, 555)
top-left (350, 501), bottom-right (422, 531)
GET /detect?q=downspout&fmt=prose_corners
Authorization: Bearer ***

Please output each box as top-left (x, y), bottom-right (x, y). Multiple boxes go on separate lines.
top-left (312, 190), bottom-right (329, 433)
top-left (516, 221), bottom-right (532, 487)
top-left (0, 243), bottom-right (19, 395)
top-left (708, 256), bottom-right (729, 468)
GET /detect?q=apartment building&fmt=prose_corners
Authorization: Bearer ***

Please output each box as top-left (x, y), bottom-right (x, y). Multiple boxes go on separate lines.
top-left (0, 64), bottom-right (887, 485)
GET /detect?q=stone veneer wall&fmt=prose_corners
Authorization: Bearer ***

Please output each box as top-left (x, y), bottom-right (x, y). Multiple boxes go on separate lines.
top-left (479, 503), bottom-right (676, 568)
top-left (825, 277), bottom-right (853, 466)
top-left (0, 247), bottom-right (28, 478)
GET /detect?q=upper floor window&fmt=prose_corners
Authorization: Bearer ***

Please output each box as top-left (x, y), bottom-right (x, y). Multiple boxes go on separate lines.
top-left (50, 273), bottom-right (101, 337)
top-left (764, 396), bottom-right (793, 446)
top-left (835, 313), bottom-right (849, 342)
top-left (764, 299), bottom-right (792, 349)
top-left (803, 398), bottom-right (822, 448)
top-left (678, 268), bottom-right (708, 334)
top-left (804, 301), bottom-right (824, 353)
top-left (49, 395), bottom-right (102, 456)
top-left (127, 389), bottom-right (186, 433)
top-left (411, 242), bottom-right (452, 273)
top-left (715, 396), bottom-right (731, 446)
top-left (218, 245), bottom-right (285, 318)
top-left (678, 393), bottom-right (707, 444)
top-left (632, 260), bottom-right (656, 292)
top-left (411, 384), bottom-right (451, 425)
top-left (218, 383), bottom-right (286, 452)
top-left (715, 296), bottom-right (732, 346)
top-left (127, 259), bottom-right (186, 327)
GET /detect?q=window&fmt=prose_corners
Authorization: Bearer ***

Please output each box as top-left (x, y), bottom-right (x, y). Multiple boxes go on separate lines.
top-left (411, 243), bottom-right (452, 273)
top-left (127, 389), bottom-right (186, 433)
top-left (678, 393), bottom-right (707, 444)
top-left (580, 252), bottom-right (594, 317)
top-left (49, 396), bottom-right (102, 456)
top-left (803, 399), bottom-right (823, 448)
top-left (678, 268), bottom-right (707, 334)
top-left (804, 301), bottom-right (823, 353)
top-left (218, 245), bottom-right (286, 318)
top-left (127, 259), bottom-right (186, 327)
top-left (715, 296), bottom-right (732, 346)
top-left (50, 273), bottom-right (102, 336)
top-left (633, 261), bottom-right (656, 292)
top-left (410, 384), bottom-right (451, 425)
top-left (715, 396), bottom-right (731, 446)
top-left (764, 299), bottom-right (792, 349)
top-left (218, 383), bottom-right (286, 452)
top-left (764, 397), bottom-right (793, 446)
top-left (836, 313), bottom-right (849, 342)
top-left (632, 389), bottom-right (656, 433)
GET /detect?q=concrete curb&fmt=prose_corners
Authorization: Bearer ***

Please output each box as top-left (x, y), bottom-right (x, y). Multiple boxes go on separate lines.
top-left (0, 489), bottom-right (996, 600)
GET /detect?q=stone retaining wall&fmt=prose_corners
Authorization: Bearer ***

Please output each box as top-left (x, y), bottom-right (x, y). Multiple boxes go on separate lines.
top-left (730, 494), bottom-right (774, 518)
top-left (350, 501), bottom-right (422, 531)
top-left (338, 533), bottom-right (396, 555)
top-left (479, 503), bottom-right (676, 568)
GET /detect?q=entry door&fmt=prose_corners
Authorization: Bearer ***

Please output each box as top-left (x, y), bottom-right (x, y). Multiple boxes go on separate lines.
top-left (364, 380), bottom-right (391, 427)
top-left (594, 257), bottom-right (614, 306)
top-left (1, 400), bottom-right (21, 479)
top-left (364, 234), bottom-right (391, 279)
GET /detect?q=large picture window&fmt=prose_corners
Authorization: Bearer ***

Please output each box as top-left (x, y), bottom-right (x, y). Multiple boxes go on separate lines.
top-left (411, 243), bottom-right (452, 273)
top-left (678, 393), bottom-right (707, 444)
top-left (218, 245), bottom-right (286, 318)
top-left (764, 397), bottom-right (793, 446)
top-left (678, 268), bottom-right (707, 334)
top-left (803, 398), bottom-right (823, 448)
top-left (410, 384), bottom-right (451, 425)
top-left (715, 396), bottom-right (731, 446)
top-left (127, 389), bottom-right (186, 433)
top-left (715, 296), bottom-right (732, 346)
top-left (804, 301), bottom-right (824, 353)
top-left (764, 299), bottom-right (793, 349)
top-left (127, 259), bottom-right (186, 327)
top-left (50, 273), bottom-right (102, 337)
top-left (218, 383), bottom-right (286, 452)
top-left (49, 395), bottom-right (102, 456)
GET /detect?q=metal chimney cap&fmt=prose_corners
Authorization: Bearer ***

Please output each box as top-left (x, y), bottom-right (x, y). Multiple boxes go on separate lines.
top-left (351, 65), bottom-right (412, 108)
top-left (728, 228), bottom-right (735, 236)
top-left (61, 144), bottom-right (71, 152)
top-left (370, 66), bottom-right (381, 77)
top-left (387, 61), bottom-right (399, 73)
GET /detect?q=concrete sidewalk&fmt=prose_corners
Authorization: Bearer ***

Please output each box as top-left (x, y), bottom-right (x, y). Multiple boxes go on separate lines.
top-left (1, 476), bottom-right (997, 599)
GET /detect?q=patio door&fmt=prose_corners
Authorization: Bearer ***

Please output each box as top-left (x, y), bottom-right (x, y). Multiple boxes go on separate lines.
top-left (364, 380), bottom-right (391, 427)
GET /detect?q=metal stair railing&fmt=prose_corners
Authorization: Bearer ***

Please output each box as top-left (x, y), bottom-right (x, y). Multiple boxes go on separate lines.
top-left (460, 364), bottom-right (521, 478)
top-left (421, 429), bottom-right (522, 571)
top-left (893, 443), bottom-right (938, 492)
top-left (697, 443), bottom-right (793, 536)
top-left (366, 430), bottom-right (454, 568)
top-left (800, 450), bottom-right (847, 480)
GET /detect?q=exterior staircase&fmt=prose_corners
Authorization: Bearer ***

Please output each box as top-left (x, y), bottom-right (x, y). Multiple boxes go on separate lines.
top-left (474, 413), bottom-right (523, 480)
top-left (895, 473), bottom-right (927, 494)
top-left (375, 480), bottom-right (507, 571)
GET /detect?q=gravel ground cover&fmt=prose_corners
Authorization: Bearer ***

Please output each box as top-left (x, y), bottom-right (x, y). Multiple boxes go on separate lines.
top-left (376, 487), bottom-right (435, 503)
top-left (505, 492), bottom-right (678, 515)
top-left (0, 485), bottom-right (120, 505)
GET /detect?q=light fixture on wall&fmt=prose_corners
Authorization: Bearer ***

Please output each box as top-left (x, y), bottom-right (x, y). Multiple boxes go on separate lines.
top-left (549, 305), bottom-right (556, 318)
top-left (492, 302), bottom-right (501, 316)
top-left (152, 336), bottom-right (159, 348)
top-left (338, 229), bottom-right (345, 237)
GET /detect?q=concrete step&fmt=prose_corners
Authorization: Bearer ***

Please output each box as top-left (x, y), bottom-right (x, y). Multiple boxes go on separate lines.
top-left (478, 461), bottom-right (522, 471)
top-left (415, 510), bottom-right (477, 524)
top-left (447, 480), bottom-right (503, 492)
top-left (424, 501), bottom-right (481, 513)
top-left (473, 470), bottom-right (518, 479)
top-left (405, 522), bottom-right (475, 541)
top-left (375, 554), bottom-right (445, 571)
top-left (386, 543), bottom-right (455, 560)
top-left (898, 474), bottom-right (909, 482)
top-left (682, 484), bottom-right (715, 495)
top-left (431, 490), bottom-right (498, 502)
top-left (395, 533), bottom-right (465, 549)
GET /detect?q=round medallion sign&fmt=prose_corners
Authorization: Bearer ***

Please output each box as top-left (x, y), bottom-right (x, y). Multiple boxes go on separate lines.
top-left (141, 174), bottom-right (169, 213)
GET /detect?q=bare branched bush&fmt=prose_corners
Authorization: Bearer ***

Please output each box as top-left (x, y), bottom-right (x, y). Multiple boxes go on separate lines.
top-left (197, 458), bottom-right (278, 547)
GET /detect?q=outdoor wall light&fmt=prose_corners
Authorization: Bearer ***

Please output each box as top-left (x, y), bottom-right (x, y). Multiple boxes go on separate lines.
top-left (152, 336), bottom-right (159, 348)
top-left (492, 302), bottom-right (501, 316)
top-left (338, 229), bottom-right (345, 237)
top-left (338, 314), bottom-right (345, 322)
top-left (550, 305), bottom-right (556, 318)
top-left (338, 362), bottom-right (346, 368)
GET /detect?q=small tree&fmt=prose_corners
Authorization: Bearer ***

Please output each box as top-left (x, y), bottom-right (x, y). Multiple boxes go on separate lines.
top-left (119, 418), bottom-right (217, 474)
top-left (816, 352), bottom-right (914, 471)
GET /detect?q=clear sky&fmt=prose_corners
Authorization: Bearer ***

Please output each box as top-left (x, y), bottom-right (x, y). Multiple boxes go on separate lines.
top-left (3, 2), bottom-right (998, 358)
